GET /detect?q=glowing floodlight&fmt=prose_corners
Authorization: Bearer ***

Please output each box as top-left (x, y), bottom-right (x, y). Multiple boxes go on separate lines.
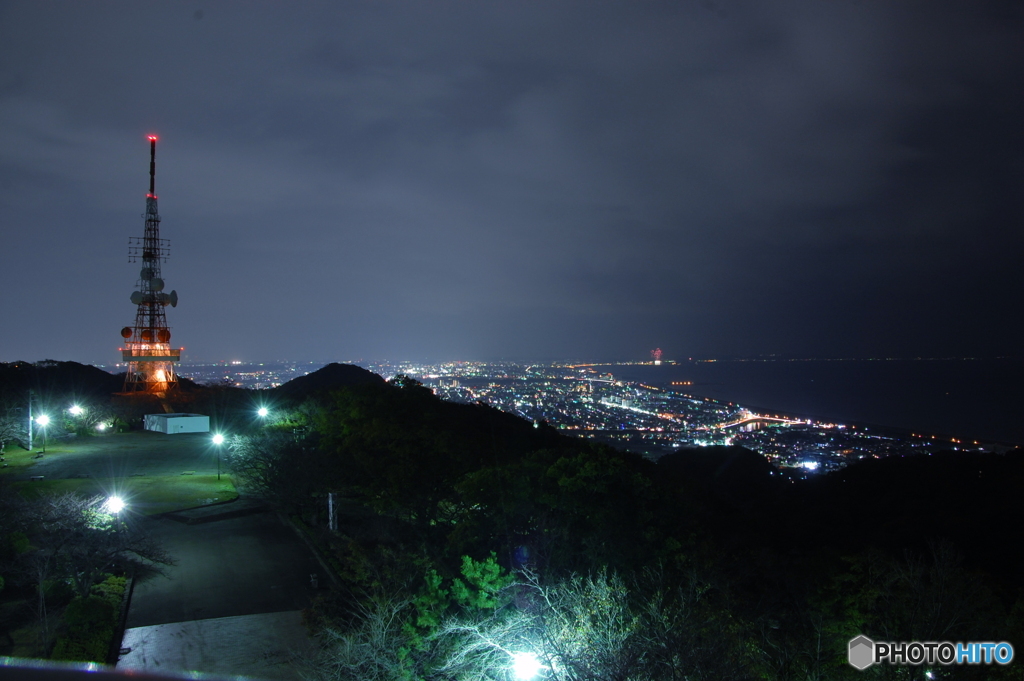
top-left (257, 407), bottom-right (269, 418)
top-left (511, 651), bottom-right (544, 681)
top-left (97, 423), bottom-right (107, 431)
top-left (211, 433), bottom-right (225, 480)
top-left (35, 414), bottom-right (51, 452)
top-left (106, 496), bottom-right (126, 514)
top-left (69, 405), bottom-right (84, 416)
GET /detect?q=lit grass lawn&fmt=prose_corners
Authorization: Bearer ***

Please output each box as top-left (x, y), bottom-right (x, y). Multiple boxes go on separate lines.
top-left (13, 474), bottom-right (238, 515)
top-left (0, 443), bottom-right (69, 472)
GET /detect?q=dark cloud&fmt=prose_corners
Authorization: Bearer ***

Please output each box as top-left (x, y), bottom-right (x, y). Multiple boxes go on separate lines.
top-left (1, 0), bottom-right (1022, 363)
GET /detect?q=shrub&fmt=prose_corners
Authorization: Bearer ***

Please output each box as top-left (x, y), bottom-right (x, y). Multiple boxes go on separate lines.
top-left (50, 575), bottom-right (126, 662)
top-left (43, 578), bottom-right (75, 607)
top-left (50, 626), bottom-right (112, 662)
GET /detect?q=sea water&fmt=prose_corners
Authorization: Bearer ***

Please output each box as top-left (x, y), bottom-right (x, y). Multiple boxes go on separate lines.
top-left (610, 358), bottom-right (1024, 444)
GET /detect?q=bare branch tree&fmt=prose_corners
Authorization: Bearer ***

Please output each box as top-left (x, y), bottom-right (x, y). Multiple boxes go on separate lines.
top-left (226, 432), bottom-right (297, 501)
top-left (21, 493), bottom-right (94, 646)
top-left (19, 492), bottom-right (174, 648)
top-left (304, 592), bottom-right (417, 681)
top-left (303, 566), bottom-right (758, 681)
top-left (0, 414), bottom-right (26, 453)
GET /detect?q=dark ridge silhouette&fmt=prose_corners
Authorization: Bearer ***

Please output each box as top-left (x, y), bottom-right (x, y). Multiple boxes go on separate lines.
top-left (651, 445), bottom-right (783, 551)
top-left (657, 445), bottom-right (778, 500)
top-left (0, 360), bottom-right (123, 402)
top-left (791, 449), bottom-right (1024, 588)
top-left (272, 362), bottom-right (386, 400)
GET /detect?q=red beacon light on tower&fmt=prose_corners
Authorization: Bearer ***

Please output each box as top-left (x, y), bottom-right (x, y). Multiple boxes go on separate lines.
top-left (119, 134), bottom-right (181, 395)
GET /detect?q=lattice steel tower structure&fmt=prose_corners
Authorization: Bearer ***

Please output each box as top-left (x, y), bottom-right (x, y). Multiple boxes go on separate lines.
top-left (120, 135), bottom-right (181, 393)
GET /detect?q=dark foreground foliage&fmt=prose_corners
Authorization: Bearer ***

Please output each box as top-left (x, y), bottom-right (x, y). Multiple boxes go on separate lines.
top-left (50, 575), bottom-right (126, 663)
top-left (0, 476), bottom-right (171, 660)
top-left (222, 374), bottom-right (1024, 681)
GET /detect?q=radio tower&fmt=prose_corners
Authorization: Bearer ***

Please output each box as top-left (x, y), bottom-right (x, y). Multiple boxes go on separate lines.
top-left (119, 135), bottom-right (181, 394)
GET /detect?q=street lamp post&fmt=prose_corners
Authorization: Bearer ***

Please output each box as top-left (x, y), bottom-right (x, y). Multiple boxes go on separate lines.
top-left (27, 391), bottom-right (33, 451)
top-left (35, 414), bottom-right (50, 453)
top-left (212, 433), bottom-right (225, 480)
top-left (106, 496), bottom-right (125, 532)
top-left (68, 404), bottom-right (84, 436)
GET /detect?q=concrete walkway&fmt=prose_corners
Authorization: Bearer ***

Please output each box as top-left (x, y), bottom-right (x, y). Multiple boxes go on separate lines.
top-left (12, 429), bottom-right (328, 679)
top-left (119, 611), bottom-right (316, 681)
top-left (125, 508), bottom-right (322, 628)
top-left (33, 432), bottom-right (335, 678)
top-left (116, 507), bottom-right (326, 679)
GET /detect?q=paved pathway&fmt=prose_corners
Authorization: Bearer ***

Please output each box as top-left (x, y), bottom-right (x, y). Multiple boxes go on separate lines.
top-left (116, 502), bottom-right (325, 679)
top-left (119, 611), bottom-right (316, 681)
top-left (126, 508), bottom-right (321, 628)
top-left (17, 429), bottom-right (327, 679)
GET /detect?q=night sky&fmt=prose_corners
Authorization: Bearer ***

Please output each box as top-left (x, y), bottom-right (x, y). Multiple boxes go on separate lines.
top-left (2, 1), bottom-right (1022, 364)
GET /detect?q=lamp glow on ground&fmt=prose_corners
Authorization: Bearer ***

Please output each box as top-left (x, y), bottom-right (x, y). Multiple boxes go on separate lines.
top-left (511, 652), bottom-right (544, 680)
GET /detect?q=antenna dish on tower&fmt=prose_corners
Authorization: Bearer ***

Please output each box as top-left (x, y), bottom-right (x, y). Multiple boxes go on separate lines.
top-left (120, 135), bottom-right (181, 395)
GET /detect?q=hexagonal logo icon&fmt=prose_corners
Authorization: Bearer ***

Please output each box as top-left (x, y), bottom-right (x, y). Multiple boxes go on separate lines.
top-left (849, 635), bottom-right (875, 670)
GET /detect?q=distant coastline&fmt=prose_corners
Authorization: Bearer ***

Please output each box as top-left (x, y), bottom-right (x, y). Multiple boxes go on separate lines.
top-left (85, 356), bottom-right (1023, 445)
top-left (609, 357), bottom-right (1024, 445)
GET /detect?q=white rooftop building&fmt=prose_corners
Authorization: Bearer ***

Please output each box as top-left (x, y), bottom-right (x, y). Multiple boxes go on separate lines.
top-left (145, 413), bottom-right (210, 434)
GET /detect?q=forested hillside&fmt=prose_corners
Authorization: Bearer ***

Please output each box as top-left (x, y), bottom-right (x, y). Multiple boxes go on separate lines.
top-left (3, 361), bottom-right (1020, 679)
top-left (231, 372), bottom-right (1024, 681)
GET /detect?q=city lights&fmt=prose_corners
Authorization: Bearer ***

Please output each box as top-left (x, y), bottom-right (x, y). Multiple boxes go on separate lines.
top-left (168, 359), bottom-right (991, 471)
